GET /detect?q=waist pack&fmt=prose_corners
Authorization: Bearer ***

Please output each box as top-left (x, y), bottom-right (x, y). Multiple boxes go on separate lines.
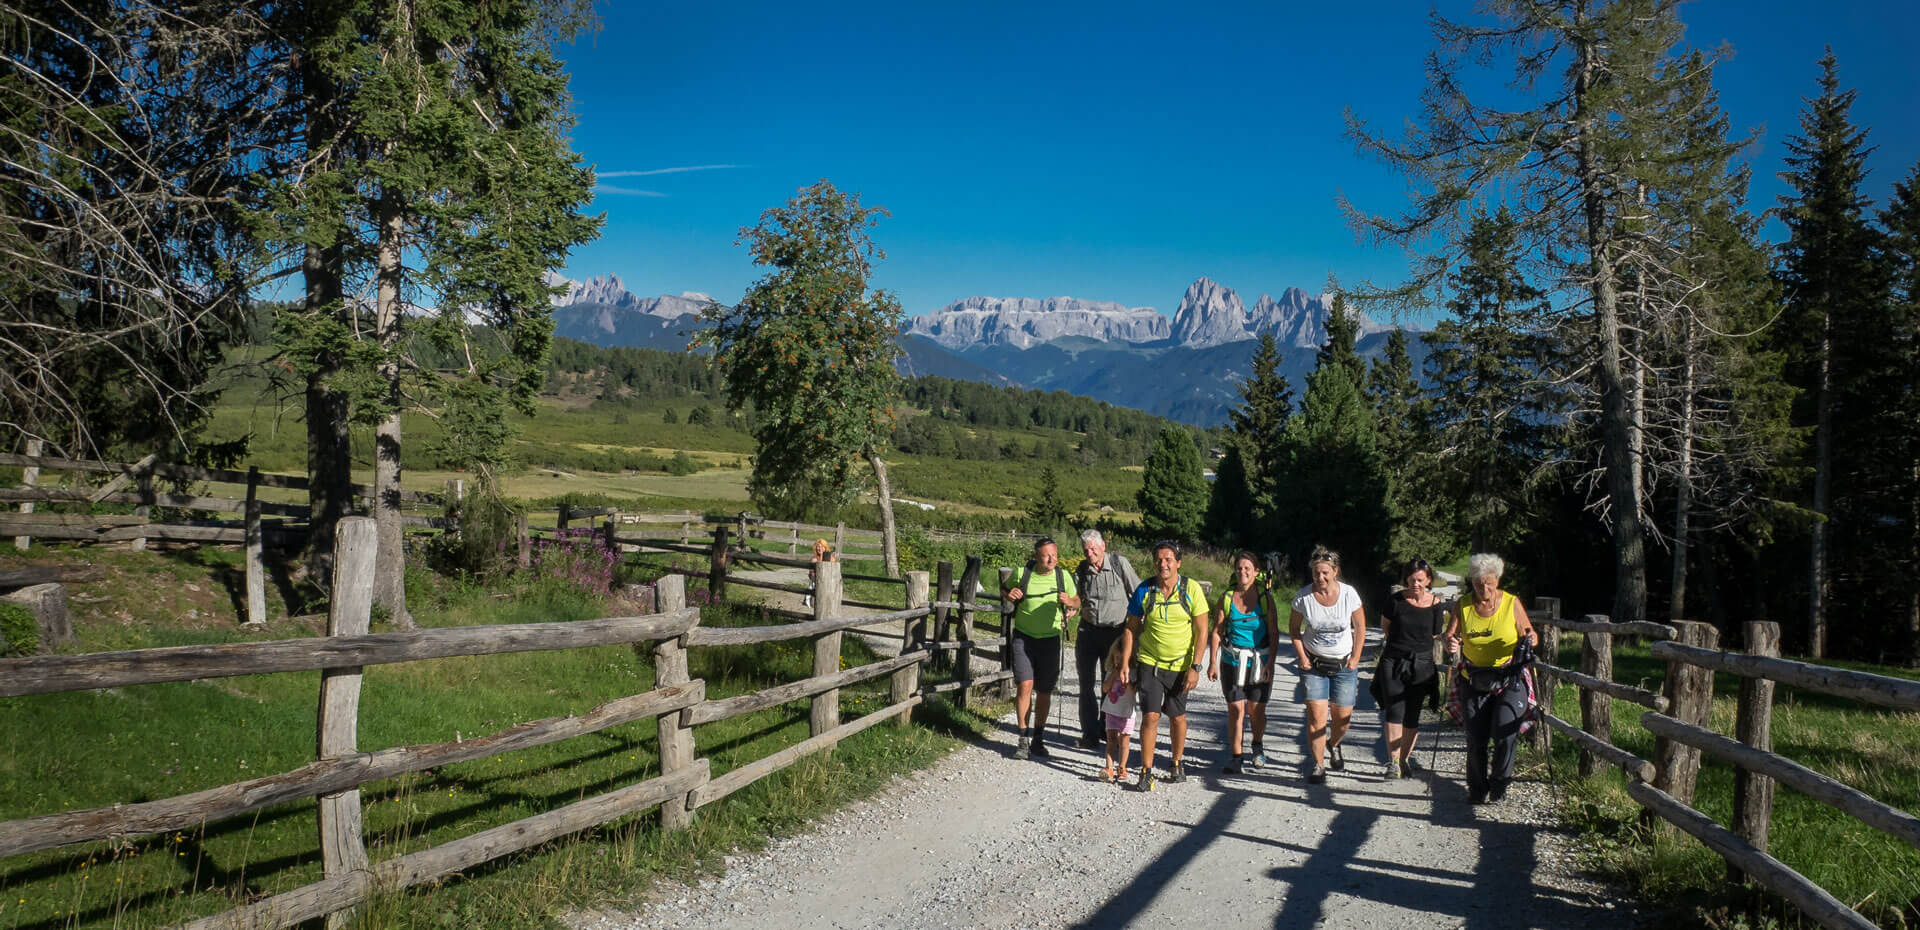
top-left (1462, 640), bottom-right (1536, 693)
top-left (1309, 654), bottom-right (1346, 677)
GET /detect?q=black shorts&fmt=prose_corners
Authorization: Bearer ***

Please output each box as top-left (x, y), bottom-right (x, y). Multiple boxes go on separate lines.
top-left (1219, 667), bottom-right (1273, 705)
top-left (1134, 662), bottom-right (1191, 717)
top-left (1011, 632), bottom-right (1062, 692)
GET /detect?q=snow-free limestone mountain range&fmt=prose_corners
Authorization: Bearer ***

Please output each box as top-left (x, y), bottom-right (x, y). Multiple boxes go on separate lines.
top-left (547, 272), bottom-right (1424, 425)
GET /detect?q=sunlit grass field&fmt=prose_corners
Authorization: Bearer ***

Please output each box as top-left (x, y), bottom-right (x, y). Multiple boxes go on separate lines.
top-left (0, 552), bottom-right (996, 930)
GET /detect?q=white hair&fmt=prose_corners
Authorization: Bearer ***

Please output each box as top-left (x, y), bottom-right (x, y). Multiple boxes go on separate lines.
top-left (1466, 552), bottom-right (1506, 582)
top-left (1079, 528), bottom-right (1104, 547)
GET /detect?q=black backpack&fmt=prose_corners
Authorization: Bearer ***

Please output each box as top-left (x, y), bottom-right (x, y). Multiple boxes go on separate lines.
top-left (1017, 561), bottom-right (1066, 600)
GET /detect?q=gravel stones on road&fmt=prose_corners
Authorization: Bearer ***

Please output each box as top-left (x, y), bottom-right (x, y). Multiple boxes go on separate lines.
top-left (571, 636), bottom-right (1639, 930)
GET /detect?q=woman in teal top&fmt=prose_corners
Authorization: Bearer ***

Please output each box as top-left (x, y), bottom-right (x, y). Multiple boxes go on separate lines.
top-left (1208, 551), bottom-right (1281, 774)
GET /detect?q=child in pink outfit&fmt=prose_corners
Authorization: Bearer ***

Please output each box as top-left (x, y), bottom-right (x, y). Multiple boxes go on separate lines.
top-left (1099, 639), bottom-right (1137, 782)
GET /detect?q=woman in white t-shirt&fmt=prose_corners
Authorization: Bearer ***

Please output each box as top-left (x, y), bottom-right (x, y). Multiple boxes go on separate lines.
top-left (1288, 545), bottom-right (1367, 785)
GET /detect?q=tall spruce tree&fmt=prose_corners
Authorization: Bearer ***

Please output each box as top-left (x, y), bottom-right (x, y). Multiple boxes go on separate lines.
top-left (1204, 442), bottom-right (1257, 545)
top-left (1774, 51), bottom-right (1885, 656)
top-left (1348, 0), bottom-right (1729, 623)
top-left (1274, 296), bottom-right (1392, 583)
top-left (1138, 428), bottom-right (1207, 543)
top-left (1027, 464), bottom-right (1070, 531)
top-left (1222, 331), bottom-right (1293, 538)
top-left (1423, 208), bottom-right (1565, 554)
top-left (1369, 328), bottom-right (1455, 563)
top-left (1878, 161), bottom-right (1920, 663)
top-left (267, 0), bottom-right (600, 616)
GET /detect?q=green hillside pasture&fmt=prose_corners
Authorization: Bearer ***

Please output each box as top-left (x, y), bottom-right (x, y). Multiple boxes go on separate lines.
top-left (0, 583), bottom-right (983, 930)
top-left (1538, 641), bottom-right (1920, 927)
top-left (888, 455), bottom-right (1141, 516)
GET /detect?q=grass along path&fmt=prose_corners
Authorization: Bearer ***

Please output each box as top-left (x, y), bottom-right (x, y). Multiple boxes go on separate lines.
top-left (0, 550), bottom-right (995, 930)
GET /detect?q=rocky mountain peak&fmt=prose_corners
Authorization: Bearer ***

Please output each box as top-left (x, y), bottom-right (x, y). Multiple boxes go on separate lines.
top-left (1170, 276), bottom-right (1253, 348)
top-left (905, 295), bottom-right (1169, 350)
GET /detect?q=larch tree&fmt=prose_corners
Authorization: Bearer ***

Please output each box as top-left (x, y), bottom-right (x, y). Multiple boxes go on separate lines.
top-left (1346, 0), bottom-right (1733, 623)
top-left (697, 180), bottom-right (905, 575)
top-left (0, 2), bottom-right (288, 456)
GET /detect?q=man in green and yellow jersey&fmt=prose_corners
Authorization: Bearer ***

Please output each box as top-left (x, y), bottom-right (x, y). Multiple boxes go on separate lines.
top-left (1119, 540), bottom-right (1210, 791)
top-left (1006, 537), bottom-right (1079, 760)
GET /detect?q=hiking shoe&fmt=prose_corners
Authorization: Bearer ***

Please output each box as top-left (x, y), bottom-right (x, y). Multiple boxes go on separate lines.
top-left (1165, 761), bottom-right (1186, 784)
top-left (1250, 747), bottom-right (1269, 769)
top-left (1384, 761), bottom-right (1402, 780)
top-left (1101, 765), bottom-right (1117, 783)
top-left (1078, 734), bottom-right (1103, 751)
top-left (1469, 789), bottom-right (1489, 805)
top-left (1308, 764), bottom-right (1328, 785)
top-left (1135, 768), bottom-right (1155, 792)
top-left (1399, 759), bottom-right (1416, 778)
top-left (1488, 783), bottom-right (1508, 803)
top-left (1030, 739), bottom-right (1051, 759)
top-left (1222, 756), bottom-right (1243, 775)
top-left (1327, 742), bottom-right (1346, 771)
top-left (1014, 736), bottom-right (1031, 760)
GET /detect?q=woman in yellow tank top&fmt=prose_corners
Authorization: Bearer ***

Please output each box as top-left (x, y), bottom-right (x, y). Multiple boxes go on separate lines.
top-left (1442, 553), bottom-right (1537, 804)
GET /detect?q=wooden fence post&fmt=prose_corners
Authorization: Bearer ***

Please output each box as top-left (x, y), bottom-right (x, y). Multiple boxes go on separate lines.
top-left (651, 575), bottom-right (697, 831)
top-left (602, 517), bottom-right (617, 555)
top-left (709, 525), bottom-right (729, 603)
top-left (834, 521), bottom-right (845, 558)
top-left (1731, 620), bottom-right (1780, 882)
top-left (445, 479), bottom-right (464, 541)
top-left (788, 523), bottom-right (799, 557)
top-left (736, 512), bottom-right (748, 548)
top-left (14, 438), bottom-right (40, 550)
top-left (994, 563), bottom-right (1013, 701)
top-left (318, 517), bottom-right (376, 930)
top-left (557, 501), bottom-right (571, 532)
top-left (894, 571), bottom-right (929, 727)
top-left (1578, 614), bottom-right (1614, 777)
top-left (130, 470), bottom-right (152, 552)
top-left (811, 561), bottom-right (843, 738)
top-left (927, 561), bottom-right (951, 654)
top-left (1532, 597), bottom-right (1561, 754)
top-left (952, 558), bottom-right (982, 708)
top-left (516, 513), bottom-right (531, 570)
top-left (244, 467), bottom-right (266, 626)
top-left (1653, 620), bottom-right (1720, 815)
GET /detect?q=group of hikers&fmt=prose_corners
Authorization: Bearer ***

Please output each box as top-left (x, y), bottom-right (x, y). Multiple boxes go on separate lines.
top-left (1001, 530), bottom-right (1540, 802)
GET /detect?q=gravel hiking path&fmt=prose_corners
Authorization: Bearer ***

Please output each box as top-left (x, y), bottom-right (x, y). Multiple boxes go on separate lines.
top-left (570, 624), bottom-right (1639, 930)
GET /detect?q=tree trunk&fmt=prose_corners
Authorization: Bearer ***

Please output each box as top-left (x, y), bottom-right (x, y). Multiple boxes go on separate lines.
top-left (1576, 29), bottom-right (1648, 626)
top-left (1809, 310), bottom-right (1832, 657)
top-left (372, 192), bottom-right (411, 628)
top-left (301, 58), bottom-right (351, 593)
top-left (1671, 337), bottom-right (1695, 622)
top-left (866, 446), bottom-right (898, 577)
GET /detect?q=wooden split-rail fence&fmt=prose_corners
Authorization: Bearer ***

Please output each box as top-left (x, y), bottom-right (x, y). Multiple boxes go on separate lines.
top-left (1, 445), bottom-right (450, 625)
top-left (0, 518), bottom-right (1022, 930)
top-left (1523, 598), bottom-right (1920, 930)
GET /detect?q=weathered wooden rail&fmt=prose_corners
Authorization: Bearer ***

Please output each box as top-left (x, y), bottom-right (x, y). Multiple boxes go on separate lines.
top-left (1528, 601), bottom-right (1919, 930)
top-left (0, 521), bottom-right (1016, 930)
top-left (2, 448), bottom-right (449, 625)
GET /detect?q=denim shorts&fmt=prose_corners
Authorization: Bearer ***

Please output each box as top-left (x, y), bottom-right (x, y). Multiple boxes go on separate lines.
top-left (1299, 662), bottom-right (1359, 707)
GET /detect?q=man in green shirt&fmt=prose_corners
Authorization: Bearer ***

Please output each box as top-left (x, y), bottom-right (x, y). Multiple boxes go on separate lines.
top-left (1007, 536), bottom-right (1079, 759)
top-left (1119, 540), bottom-right (1210, 791)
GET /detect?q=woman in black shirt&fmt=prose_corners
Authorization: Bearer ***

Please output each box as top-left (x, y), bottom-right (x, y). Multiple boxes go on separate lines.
top-left (1372, 558), bottom-right (1447, 778)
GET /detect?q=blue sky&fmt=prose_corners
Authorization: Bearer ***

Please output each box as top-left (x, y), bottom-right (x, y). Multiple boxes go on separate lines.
top-left (556, 0), bottom-right (1920, 324)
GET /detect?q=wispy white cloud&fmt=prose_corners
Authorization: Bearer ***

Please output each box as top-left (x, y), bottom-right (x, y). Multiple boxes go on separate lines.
top-left (594, 185), bottom-right (668, 197)
top-left (597, 164), bottom-right (741, 178)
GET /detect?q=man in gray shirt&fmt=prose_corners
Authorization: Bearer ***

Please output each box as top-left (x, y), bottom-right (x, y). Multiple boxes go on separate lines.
top-left (1072, 528), bottom-right (1142, 750)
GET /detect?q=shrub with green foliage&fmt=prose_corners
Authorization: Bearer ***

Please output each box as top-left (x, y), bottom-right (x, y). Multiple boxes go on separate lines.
top-left (0, 602), bottom-right (37, 656)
